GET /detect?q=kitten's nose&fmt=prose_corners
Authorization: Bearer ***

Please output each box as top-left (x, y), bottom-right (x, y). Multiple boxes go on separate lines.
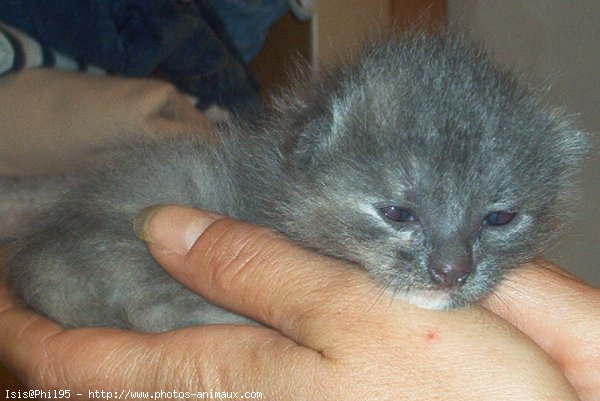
top-left (429, 263), bottom-right (472, 288)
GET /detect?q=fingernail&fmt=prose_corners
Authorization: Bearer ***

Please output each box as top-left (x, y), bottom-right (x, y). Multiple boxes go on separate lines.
top-left (133, 205), bottom-right (217, 256)
top-left (133, 205), bottom-right (163, 243)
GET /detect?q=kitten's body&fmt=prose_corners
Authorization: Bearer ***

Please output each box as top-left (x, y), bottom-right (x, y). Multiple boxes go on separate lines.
top-left (5, 35), bottom-right (588, 332)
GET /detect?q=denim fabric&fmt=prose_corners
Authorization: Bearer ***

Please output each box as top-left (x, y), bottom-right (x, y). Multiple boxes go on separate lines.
top-left (210, 0), bottom-right (289, 63)
top-left (0, 0), bottom-right (287, 112)
top-left (0, 1), bottom-right (162, 75)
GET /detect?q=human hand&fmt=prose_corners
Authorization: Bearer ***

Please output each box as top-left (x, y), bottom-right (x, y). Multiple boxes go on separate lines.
top-left (0, 206), bottom-right (578, 400)
top-left (482, 259), bottom-right (600, 401)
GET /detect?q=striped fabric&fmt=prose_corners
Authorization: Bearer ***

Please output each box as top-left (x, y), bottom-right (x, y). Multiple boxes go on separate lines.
top-left (0, 22), bottom-right (105, 76)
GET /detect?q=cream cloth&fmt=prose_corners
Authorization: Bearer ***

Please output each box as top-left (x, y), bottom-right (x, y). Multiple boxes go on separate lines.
top-left (0, 69), bottom-right (215, 238)
top-left (0, 69), bottom-right (214, 176)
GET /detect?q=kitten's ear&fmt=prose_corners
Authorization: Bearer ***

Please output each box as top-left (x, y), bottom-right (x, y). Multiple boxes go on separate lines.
top-left (554, 119), bottom-right (590, 174)
top-left (284, 94), bottom-right (351, 169)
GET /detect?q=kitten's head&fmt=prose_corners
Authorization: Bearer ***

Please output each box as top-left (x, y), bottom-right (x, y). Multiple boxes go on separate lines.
top-left (272, 35), bottom-right (589, 308)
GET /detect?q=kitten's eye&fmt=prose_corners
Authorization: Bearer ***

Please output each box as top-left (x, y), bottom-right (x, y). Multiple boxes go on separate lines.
top-left (484, 211), bottom-right (516, 226)
top-left (379, 205), bottom-right (416, 223)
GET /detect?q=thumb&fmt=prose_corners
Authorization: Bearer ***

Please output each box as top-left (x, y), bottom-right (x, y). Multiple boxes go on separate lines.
top-left (133, 204), bottom-right (377, 348)
top-left (482, 259), bottom-right (600, 399)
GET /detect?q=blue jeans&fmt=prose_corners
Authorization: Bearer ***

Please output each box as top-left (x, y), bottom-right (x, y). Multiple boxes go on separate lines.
top-left (0, 0), bottom-right (289, 112)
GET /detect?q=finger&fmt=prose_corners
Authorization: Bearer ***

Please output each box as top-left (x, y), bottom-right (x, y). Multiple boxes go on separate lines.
top-left (0, 283), bottom-right (152, 394)
top-left (136, 205), bottom-right (386, 349)
top-left (0, 282), bottom-right (328, 399)
top-left (482, 259), bottom-right (600, 349)
top-left (0, 282), bottom-right (65, 384)
top-left (481, 259), bottom-right (600, 398)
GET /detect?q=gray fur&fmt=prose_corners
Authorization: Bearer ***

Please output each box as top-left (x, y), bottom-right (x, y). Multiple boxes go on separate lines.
top-left (4, 35), bottom-right (589, 331)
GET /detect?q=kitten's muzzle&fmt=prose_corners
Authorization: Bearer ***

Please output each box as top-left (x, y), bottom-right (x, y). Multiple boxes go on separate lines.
top-left (427, 227), bottom-right (474, 290)
top-left (429, 262), bottom-right (472, 288)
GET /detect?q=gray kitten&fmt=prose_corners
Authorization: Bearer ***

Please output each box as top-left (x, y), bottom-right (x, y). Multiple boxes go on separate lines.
top-left (4, 35), bottom-right (588, 331)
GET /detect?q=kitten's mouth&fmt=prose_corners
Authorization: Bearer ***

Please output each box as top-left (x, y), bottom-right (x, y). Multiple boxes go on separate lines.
top-left (391, 289), bottom-right (453, 310)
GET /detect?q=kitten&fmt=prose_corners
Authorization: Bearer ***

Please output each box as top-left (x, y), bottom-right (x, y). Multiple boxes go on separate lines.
top-left (4, 34), bottom-right (588, 332)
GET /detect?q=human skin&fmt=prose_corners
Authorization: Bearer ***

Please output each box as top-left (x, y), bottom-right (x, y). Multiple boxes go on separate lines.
top-left (0, 205), bottom-right (596, 400)
top-left (481, 259), bottom-right (600, 401)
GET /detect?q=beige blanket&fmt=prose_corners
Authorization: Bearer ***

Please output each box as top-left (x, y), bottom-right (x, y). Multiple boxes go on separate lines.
top-left (0, 69), bottom-right (215, 238)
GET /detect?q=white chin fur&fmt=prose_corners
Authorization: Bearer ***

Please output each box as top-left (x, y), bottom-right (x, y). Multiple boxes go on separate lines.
top-left (391, 289), bottom-right (452, 310)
